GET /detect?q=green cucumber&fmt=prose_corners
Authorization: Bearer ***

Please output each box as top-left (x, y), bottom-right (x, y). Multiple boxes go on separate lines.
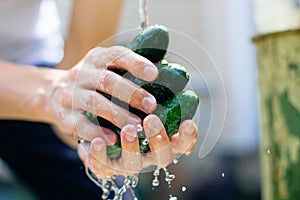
top-left (83, 90), bottom-right (199, 157)
top-left (125, 63), bottom-right (190, 103)
top-left (128, 90), bottom-right (200, 153)
top-left (127, 24), bottom-right (169, 63)
top-left (82, 24), bottom-right (199, 159)
top-left (153, 90), bottom-right (199, 137)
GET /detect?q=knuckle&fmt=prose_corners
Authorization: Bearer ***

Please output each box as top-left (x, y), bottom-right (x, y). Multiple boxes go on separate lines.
top-left (98, 71), bottom-right (117, 92)
top-left (107, 46), bottom-right (131, 61)
top-left (68, 67), bottom-right (80, 81)
top-left (88, 47), bottom-right (104, 57)
top-left (85, 47), bottom-right (106, 66)
top-left (85, 92), bottom-right (97, 109)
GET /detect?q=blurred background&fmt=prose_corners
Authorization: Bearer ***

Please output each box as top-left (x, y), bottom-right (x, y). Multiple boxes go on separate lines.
top-left (0, 0), bottom-right (261, 199)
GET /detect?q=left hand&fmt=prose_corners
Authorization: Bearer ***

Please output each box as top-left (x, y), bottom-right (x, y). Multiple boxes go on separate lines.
top-left (78, 114), bottom-right (198, 178)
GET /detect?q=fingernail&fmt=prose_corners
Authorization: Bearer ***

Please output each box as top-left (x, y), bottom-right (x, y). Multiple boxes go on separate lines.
top-left (106, 133), bottom-right (117, 144)
top-left (143, 66), bottom-right (157, 80)
top-left (124, 126), bottom-right (137, 142)
top-left (184, 123), bottom-right (195, 135)
top-left (93, 139), bottom-right (104, 152)
top-left (142, 96), bottom-right (156, 112)
top-left (127, 115), bottom-right (141, 125)
top-left (145, 116), bottom-right (162, 137)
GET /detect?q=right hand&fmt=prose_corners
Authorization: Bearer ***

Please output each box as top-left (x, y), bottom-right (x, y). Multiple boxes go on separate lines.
top-left (47, 46), bottom-right (158, 145)
top-left (77, 115), bottom-right (198, 178)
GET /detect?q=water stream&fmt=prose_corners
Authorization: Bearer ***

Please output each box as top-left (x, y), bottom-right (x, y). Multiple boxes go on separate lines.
top-left (139, 0), bottom-right (149, 29)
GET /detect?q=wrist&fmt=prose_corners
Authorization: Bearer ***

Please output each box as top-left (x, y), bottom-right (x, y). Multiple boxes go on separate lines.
top-left (20, 66), bottom-right (66, 123)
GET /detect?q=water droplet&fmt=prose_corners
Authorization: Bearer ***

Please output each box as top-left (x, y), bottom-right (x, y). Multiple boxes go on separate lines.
top-left (137, 124), bottom-right (143, 132)
top-left (173, 153), bottom-right (181, 164)
top-left (152, 177), bottom-right (160, 187)
top-left (165, 174), bottom-right (175, 182)
top-left (182, 186), bottom-right (187, 192)
top-left (169, 194), bottom-right (178, 200)
top-left (77, 137), bottom-right (84, 144)
top-left (142, 138), bottom-right (149, 145)
top-left (267, 149), bottom-right (271, 154)
top-left (113, 110), bottom-right (118, 115)
top-left (85, 167), bottom-right (139, 200)
top-left (131, 176), bottom-right (139, 188)
top-left (153, 169), bottom-right (160, 176)
top-left (117, 185), bottom-right (127, 196)
top-left (173, 158), bottom-right (179, 164)
top-left (221, 173), bottom-right (225, 177)
top-left (156, 134), bottom-right (162, 140)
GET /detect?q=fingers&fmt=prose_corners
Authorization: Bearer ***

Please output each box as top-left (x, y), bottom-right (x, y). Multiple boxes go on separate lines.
top-left (80, 125), bottom-right (143, 179)
top-left (80, 137), bottom-right (118, 178)
top-left (78, 118), bottom-right (198, 178)
top-left (143, 114), bottom-right (174, 168)
top-left (75, 67), bottom-right (157, 113)
top-left (170, 120), bottom-right (198, 156)
top-left (72, 89), bottom-right (142, 129)
top-left (87, 46), bottom-right (158, 82)
top-left (119, 125), bottom-right (142, 174)
top-left (73, 112), bottom-right (118, 144)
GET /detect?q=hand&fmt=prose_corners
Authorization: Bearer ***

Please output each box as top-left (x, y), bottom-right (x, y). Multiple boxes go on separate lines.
top-left (48, 46), bottom-right (158, 145)
top-left (78, 114), bottom-right (198, 178)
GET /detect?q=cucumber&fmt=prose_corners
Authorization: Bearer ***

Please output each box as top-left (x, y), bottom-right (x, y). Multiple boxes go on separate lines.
top-left (82, 24), bottom-right (199, 159)
top-left (153, 90), bottom-right (199, 137)
top-left (83, 90), bottom-right (199, 158)
top-left (127, 24), bottom-right (169, 63)
top-left (129, 90), bottom-right (199, 153)
top-left (125, 63), bottom-right (190, 103)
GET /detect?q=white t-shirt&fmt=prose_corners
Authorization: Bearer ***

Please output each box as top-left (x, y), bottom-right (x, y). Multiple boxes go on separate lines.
top-left (0, 0), bottom-right (64, 65)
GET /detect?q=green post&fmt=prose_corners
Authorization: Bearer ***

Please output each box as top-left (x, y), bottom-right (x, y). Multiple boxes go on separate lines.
top-left (253, 30), bottom-right (300, 200)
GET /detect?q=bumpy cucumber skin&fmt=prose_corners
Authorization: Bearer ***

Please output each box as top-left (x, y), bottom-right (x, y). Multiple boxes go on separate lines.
top-left (154, 90), bottom-right (199, 138)
top-left (126, 63), bottom-right (190, 103)
top-left (127, 24), bottom-right (169, 63)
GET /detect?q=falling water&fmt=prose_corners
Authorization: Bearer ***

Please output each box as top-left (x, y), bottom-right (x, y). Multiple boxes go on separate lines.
top-left (139, 0), bottom-right (149, 29)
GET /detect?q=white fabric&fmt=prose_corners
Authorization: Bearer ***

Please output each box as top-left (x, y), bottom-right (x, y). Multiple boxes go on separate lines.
top-left (0, 0), bottom-right (64, 65)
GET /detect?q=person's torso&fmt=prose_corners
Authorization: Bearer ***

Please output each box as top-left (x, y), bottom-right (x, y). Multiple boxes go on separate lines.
top-left (0, 0), bottom-right (64, 65)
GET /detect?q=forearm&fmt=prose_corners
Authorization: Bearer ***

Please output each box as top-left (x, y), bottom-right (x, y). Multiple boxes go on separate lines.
top-left (57, 0), bottom-right (124, 69)
top-left (0, 61), bottom-right (64, 123)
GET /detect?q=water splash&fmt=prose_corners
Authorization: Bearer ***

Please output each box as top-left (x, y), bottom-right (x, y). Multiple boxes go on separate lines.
top-left (181, 186), bottom-right (187, 192)
top-left (85, 167), bottom-right (139, 200)
top-left (137, 124), bottom-right (143, 132)
top-left (163, 168), bottom-right (176, 188)
top-left (169, 194), bottom-right (178, 200)
top-left (142, 138), bottom-right (149, 145)
top-left (78, 137), bottom-right (139, 200)
top-left (152, 169), bottom-right (160, 188)
top-left (173, 154), bottom-right (181, 165)
top-left (221, 173), bottom-right (225, 178)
